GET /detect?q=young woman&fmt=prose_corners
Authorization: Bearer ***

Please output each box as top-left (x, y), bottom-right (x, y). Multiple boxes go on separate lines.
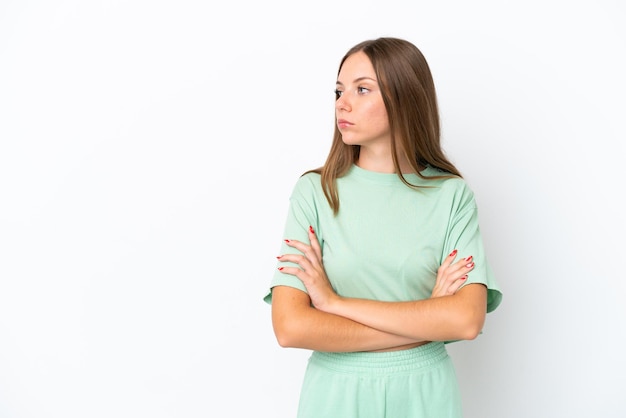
top-left (264, 37), bottom-right (502, 418)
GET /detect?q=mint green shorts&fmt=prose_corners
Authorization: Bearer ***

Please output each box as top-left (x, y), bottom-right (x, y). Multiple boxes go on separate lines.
top-left (297, 342), bottom-right (462, 418)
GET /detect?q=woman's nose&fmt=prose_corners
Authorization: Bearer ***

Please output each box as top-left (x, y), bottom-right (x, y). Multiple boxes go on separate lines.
top-left (335, 95), bottom-right (351, 112)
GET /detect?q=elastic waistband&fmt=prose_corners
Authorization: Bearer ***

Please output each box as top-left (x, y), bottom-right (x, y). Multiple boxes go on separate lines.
top-left (309, 342), bottom-right (448, 376)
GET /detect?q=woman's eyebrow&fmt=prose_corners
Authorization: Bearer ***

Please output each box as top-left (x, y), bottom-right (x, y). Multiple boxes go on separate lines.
top-left (336, 76), bottom-right (378, 85)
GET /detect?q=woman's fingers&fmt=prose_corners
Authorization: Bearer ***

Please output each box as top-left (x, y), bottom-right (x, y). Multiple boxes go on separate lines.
top-left (277, 252), bottom-right (314, 273)
top-left (277, 234), bottom-right (324, 280)
top-left (281, 229), bottom-right (324, 269)
top-left (444, 249), bottom-right (458, 267)
top-left (447, 275), bottom-right (468, 293)
top-left (432, 250), bottom-right (475, 298)
top-left (277, 230), bottom-right (336, 310)
top-left (308, 226), bottom-right (323, 262)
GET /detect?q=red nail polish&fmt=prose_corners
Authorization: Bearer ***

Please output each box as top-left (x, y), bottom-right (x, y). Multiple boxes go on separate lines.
top-left (276, 255), bottom-right (282, 259)
top-left (284, 239), bottom-right (290, 243)
top-left (466, 262), bottom-right (474, 268)
top-left (309, 225), bottom-right (315, 234)
top-left (449, 249), bottom-right (457, 257)
top-left (464, 256), bottom-right (473, 262)
top-left (278, 267), bottom-right (284, 271)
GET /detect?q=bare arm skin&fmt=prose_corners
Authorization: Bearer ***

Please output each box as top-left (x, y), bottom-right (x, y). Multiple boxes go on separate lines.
top-left (271, 285), bottom-right (424, 352)
top-left (272, 226), bottom-right (482, 351)
top-left (319, 284), bottom-right (487, 342)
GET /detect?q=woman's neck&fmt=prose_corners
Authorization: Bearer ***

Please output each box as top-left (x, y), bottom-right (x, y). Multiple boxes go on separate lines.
top-left (356, 147), bottom-right (414, 174)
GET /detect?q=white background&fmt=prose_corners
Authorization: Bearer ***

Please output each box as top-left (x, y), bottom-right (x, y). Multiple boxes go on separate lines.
top-left (1, 0), bottom-right (625, 417)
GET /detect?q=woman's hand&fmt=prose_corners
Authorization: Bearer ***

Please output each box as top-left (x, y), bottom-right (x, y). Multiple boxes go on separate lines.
top-left (277, 226), bottom-right (338, 311)
top-left (430, 249), bottom-right (475, 298)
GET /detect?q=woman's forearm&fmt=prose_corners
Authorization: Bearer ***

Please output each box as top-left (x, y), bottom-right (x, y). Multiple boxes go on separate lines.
top-left (324, 284), bottom-right (488, 342)
top-left (271, 286), bottom-right (423, 352)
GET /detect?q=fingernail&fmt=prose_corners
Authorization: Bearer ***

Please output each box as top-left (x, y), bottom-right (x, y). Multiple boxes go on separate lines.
top-left (464, 256), bottom-right (473, 262)
top-left (449, 249), bottom-right (457, 257)
top-left (276, 255), bottom-right (282, 259)
top-left (278, 267), bottom-right (284, 271)
top-left (466, 262), bottom-right (474, 268)
top-left (309, 225), bottom-right (315, 234)
top-left (284, 239), bottom-right (290, 243)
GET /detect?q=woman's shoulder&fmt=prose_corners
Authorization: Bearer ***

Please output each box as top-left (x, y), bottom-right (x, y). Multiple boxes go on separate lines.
top-left (296, 170), bottom-right (322, 186)
top-left (422, 166), bottom-right (470, 188)
top-left (421, 167), bottom-right (476, 204)
top-left (288, 170), bottom-right (323, 198)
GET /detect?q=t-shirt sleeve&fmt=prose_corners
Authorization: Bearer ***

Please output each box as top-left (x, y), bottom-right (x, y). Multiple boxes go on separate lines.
top-left (444, 183), bottom-right (502, 314)
top-left (263, 175), bottom-right (319, 305)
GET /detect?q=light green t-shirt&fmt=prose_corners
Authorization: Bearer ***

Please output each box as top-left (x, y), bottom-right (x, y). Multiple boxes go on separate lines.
top-left (264, 164), bottom-right (502, 314)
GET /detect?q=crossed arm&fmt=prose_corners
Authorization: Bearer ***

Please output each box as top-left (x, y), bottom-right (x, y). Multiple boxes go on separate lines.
top-left (271, 226), bottom-right (487, 352)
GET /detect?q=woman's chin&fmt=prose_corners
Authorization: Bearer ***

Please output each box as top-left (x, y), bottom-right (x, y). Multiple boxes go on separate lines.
top-left (340, 137), bottom-right (361, 146)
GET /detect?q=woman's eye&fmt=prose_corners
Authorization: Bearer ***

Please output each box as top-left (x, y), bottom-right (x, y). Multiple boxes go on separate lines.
top-left (357, 86), bottom-right (370, 94)
top-left (334, 89), bottom-right (343, 98)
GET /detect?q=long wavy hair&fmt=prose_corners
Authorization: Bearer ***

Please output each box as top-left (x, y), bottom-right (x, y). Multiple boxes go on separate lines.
top-left (307, 37), bottom-right (461, 214)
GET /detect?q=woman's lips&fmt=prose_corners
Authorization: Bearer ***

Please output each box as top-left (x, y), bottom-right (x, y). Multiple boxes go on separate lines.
top-left (337, 119), bottom-right (353, 129)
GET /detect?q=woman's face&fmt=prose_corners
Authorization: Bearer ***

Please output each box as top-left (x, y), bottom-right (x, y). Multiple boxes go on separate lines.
top-left (335, 51), bottom-right (390, 149)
